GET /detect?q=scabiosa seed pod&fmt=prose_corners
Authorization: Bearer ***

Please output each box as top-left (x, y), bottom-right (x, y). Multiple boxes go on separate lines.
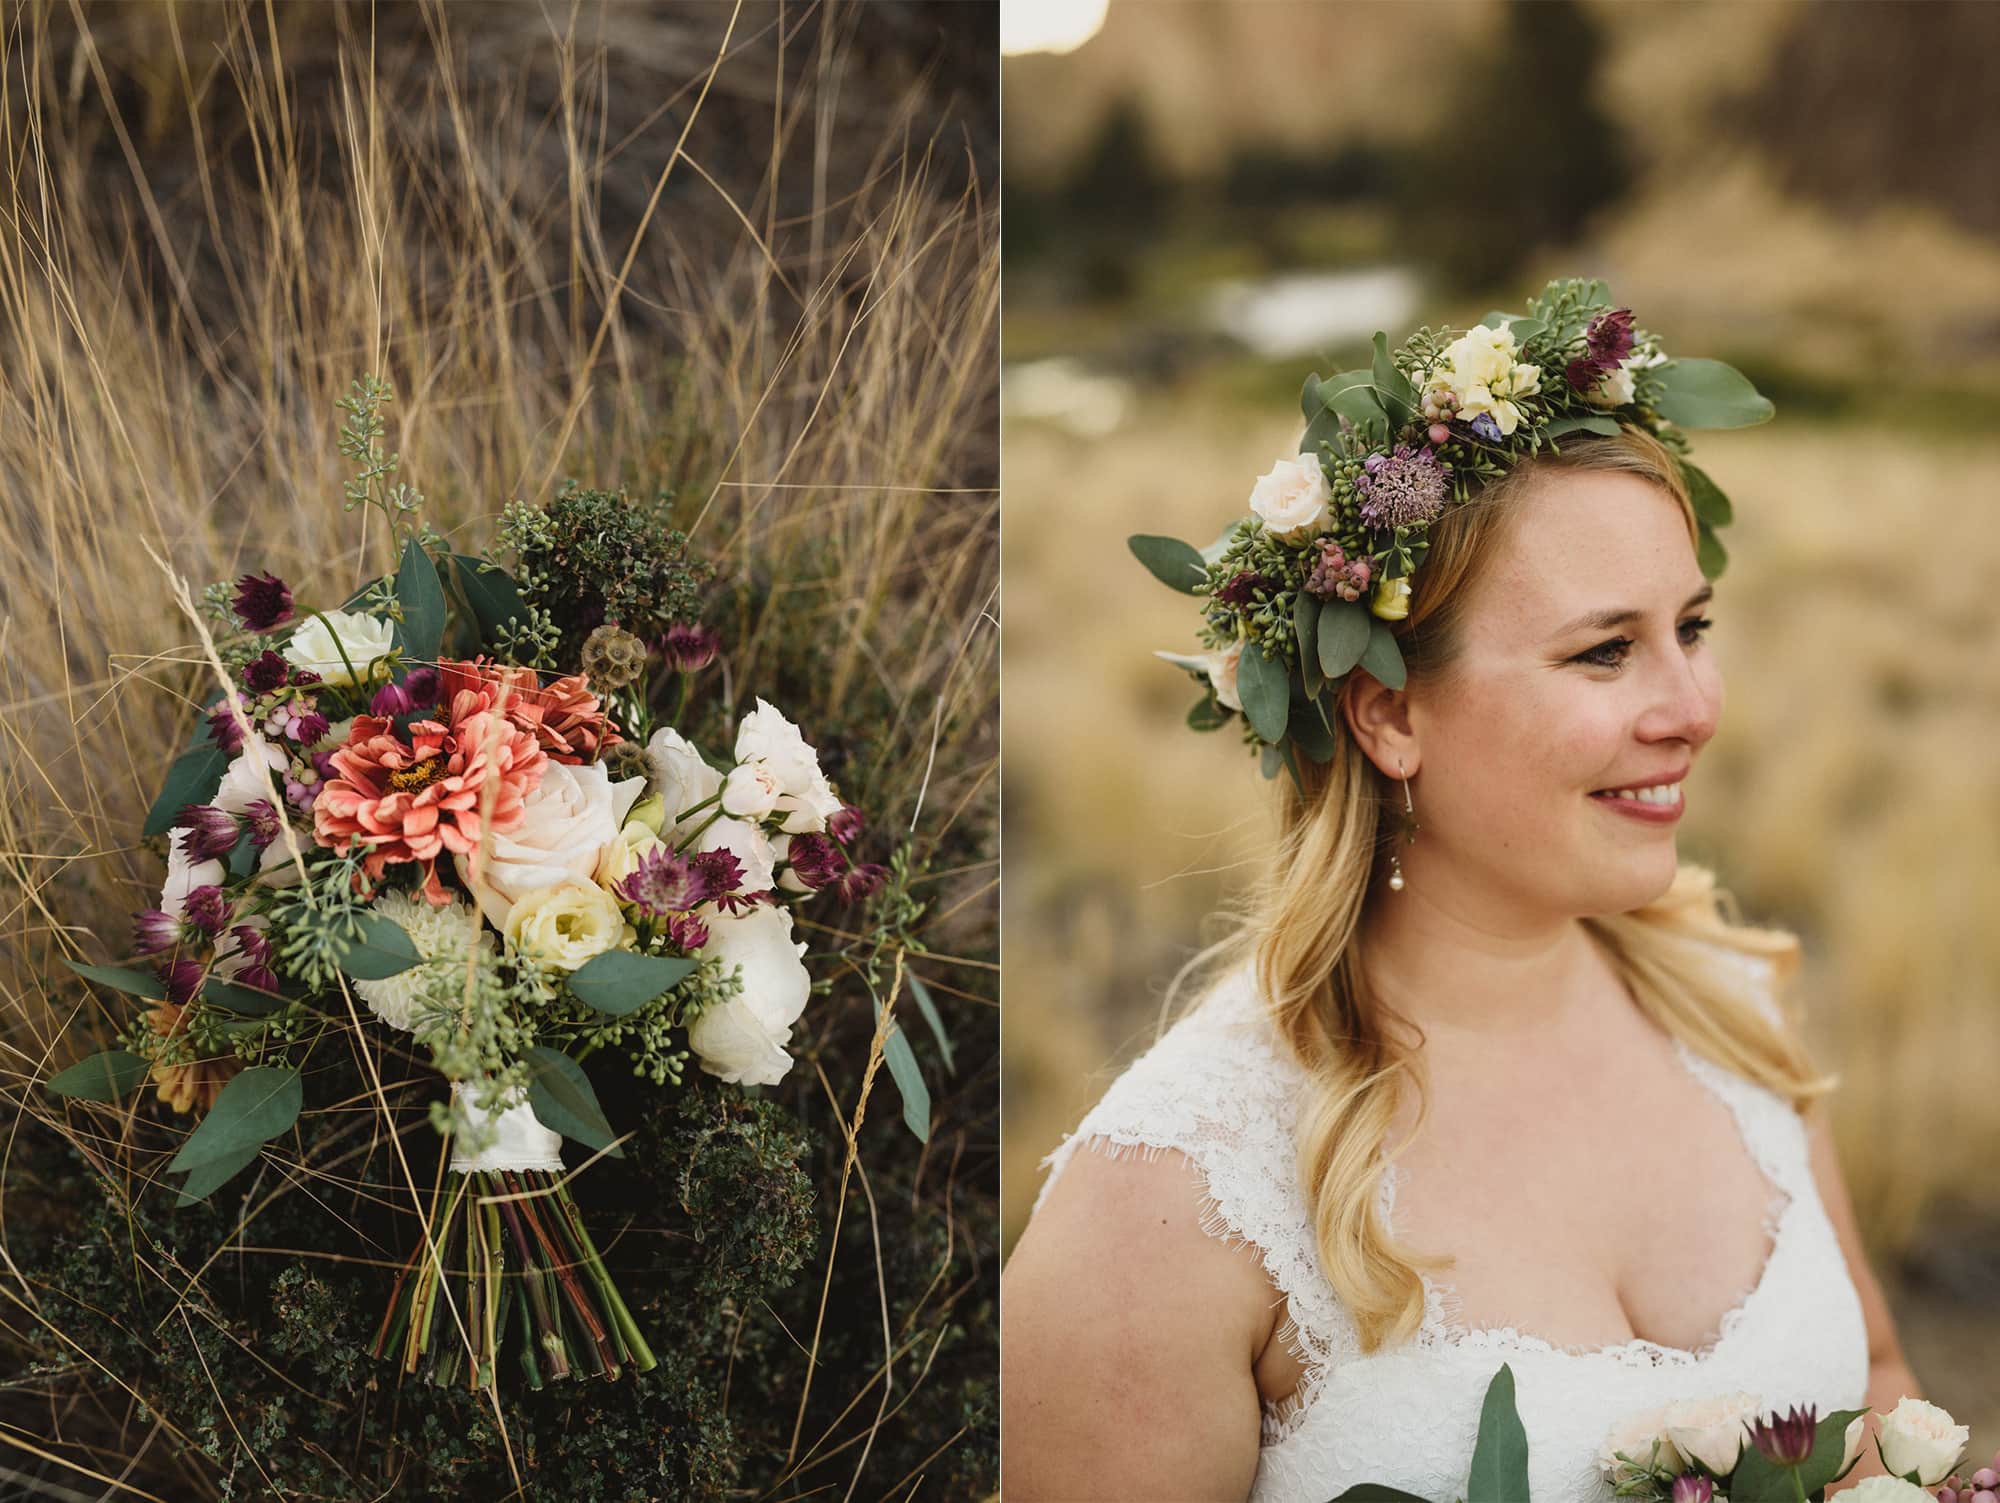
top-left (132, 909), bottom-right (180, 955)
top-left (598, 739), bottom-right (653, 785)
top-left (173, 805), bottom-right (239, 861)
top-left (243, 650), bottom-right (290, 694)
top-left (662, 622), bottom-right (719, 673)
top-left (581, 623), bottom-right (649, 691)
top-left (232, 571), bottom-right (294, 632)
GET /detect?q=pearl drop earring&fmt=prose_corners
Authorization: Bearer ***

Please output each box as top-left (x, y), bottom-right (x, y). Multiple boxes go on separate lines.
top-left (1388, 759), bottom-right (1416, 893)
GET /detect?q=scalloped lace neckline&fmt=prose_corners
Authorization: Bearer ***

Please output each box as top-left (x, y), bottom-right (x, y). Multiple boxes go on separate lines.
top-left (1380, 1034), bottom-right (1796, 1369)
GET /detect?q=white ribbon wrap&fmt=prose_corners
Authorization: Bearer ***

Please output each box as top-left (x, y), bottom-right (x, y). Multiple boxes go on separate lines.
top-left (448, 1079), bottom-right (566, 1174)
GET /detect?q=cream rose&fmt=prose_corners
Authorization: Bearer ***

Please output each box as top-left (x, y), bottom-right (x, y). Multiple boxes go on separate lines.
top-left (733, 699), bottom-right (844, 834)
top-left (721, 760), bottom-right (785, 821)
top-left (1247, 455), bottom-right (1330, 541)
top-left (282, 610), bottom-right (396, 687)
top-left (503, 878), bottom-right (632, 971)
top-left (1596, 1404), bottom-right (1686, 1479)
top-left (684, 904), bottom-right (812, 1085)
top-left (1584, 356), bottom-right (1640, 408)
top-left (1839, 1478), bottom-right (1941, 1503)
top-left (1153, 641), bottom-right (1244, 712)
top-left (645, 726), bottom-right (723, 829)
top-left (1878, 1397), bottom-right (1968, 1486)
top-left (452, 760), bottom-right (649, 929)
top-left (1662, 1392), bottom-right (1761, 1476)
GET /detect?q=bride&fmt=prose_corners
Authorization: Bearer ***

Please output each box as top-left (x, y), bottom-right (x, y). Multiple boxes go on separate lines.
top-left (1002, 284), bottom-right (1925, 1501)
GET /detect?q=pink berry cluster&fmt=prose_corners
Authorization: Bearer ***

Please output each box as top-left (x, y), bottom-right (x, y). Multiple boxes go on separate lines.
top-left (1937, 1453), bottom-right (2000, 1503)
top-left (1305, 540), bottom-right (1373, 603)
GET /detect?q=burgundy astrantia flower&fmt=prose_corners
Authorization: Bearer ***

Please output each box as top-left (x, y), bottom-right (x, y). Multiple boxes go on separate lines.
top-left (834, 862), bottom-right (888, 906)
top-left (232, 571), bottom-right (294, 632)
top-left (182, 885), bottom-right (234, 936)
top-left (828, 803), bottom-right (865, 846)
top-left (662, 622), bottom-right (719, 674)
top-left (664, 912), bottom-right (709, 952)
top-left (1669, 1476), bottom-right (1714, 1503)
top-left (173, 804), bottom-right (239, 861)
top-left (208, 692), bottom-right (252, 753)
top-left (244, 650), bottom-right (290, 694)
top-left (1566, 306), bottom-right (1637, 393)
top-left (160, 958), bottom-right (206, 1005)
top-left (1748, 1404), bottom-right (1817, 1467)
top-left (1215, 570), bottom-right (1271, 609)
top-left (783, 832), bottom-right (846, 891)
top-left (614, 846), bottom-right (709, 916)
top-left (242, 799), bottom-right (283, 851)
top-left (691, 849), bottom-right (745, 902)
top-left (132, 908), bottom-right (180, 955)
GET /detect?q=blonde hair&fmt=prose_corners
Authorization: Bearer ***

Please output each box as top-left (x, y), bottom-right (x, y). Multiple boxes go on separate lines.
top-left (1167, 426), bottom-right (1838, 1355)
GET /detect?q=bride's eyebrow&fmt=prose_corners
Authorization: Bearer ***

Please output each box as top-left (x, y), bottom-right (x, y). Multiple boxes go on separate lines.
top-left (1548, 583), bottom-right (1714, 641)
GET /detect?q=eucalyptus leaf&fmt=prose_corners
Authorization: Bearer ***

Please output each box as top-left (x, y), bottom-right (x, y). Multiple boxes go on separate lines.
top-left (904, 968), bottom-right (956, 1076)
top-left (525, 1045), bottom-right (621, 1156)
top-left (1325, 1487), bottom-right (1436, 1503)
top-left (46, 1049), bottom-right (152, 1102)
top-left (1186, 695), bottom-right (1230, 732)
top-left (1300, 405), bottom-right (1346, 459)
top-left (176, 1142), bottom-right (269, 1205)
top-left (875, 998), bottom-right (931, 1142)
top-left (142, 740), bottom-right (230, 837)
top-left (61, 958), bottom-right (167, 1001)
top-left (1299, 372), bottom-right (1327, 424)
top-left (1679, 460), bottom-right (1734, 527)
top-left (1479, 310), bottom-right (1523, 329)
top-left (393, 537), bottom-right (447, 665)
top-left (1371, 331), bottom-right (1417, 430)
top-left (567, 951), bottom-right (698, 1016)
top-left (1651, 357), bottom-right (1774, 429)
top-left (1463, 1364), bottom-right (1529, 1503)
top-left (1289, 701), bottom-right (1336, 764)
top-left (1294, 592), bottom-right (1324, 693)
top-left (1127, 535), bottom-right (1208, 595)
top-left (1319, 368), bottom-right (1386, 434)
top-left (451, 554), bottom-right (529, 646)
top-left (167, 1067), bottom-right (302, 1174)
top-left (1260, 743), bottom-right (1282, 781)
top-left (201, 976), bottom-right (289, 1017)
top-left (1199, 520), bottom-right (1244, 566)
top-left (1357, 619), bottom-right (1407, 691)
top-left (1542, 414), bottom-right (1622, 441)
top-left (1317, 603), bottom-right (1371, 681)
top-left (1696, 520), bottom-right (1729, 582)
top-left (1235, 641), bottom-right (1290, 745)
top-left (339, 913), bottom-right (421, 981)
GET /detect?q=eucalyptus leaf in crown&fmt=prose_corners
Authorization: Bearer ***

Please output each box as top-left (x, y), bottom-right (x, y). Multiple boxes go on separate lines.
top-left (1135, 278), bottom-right (1772, 787)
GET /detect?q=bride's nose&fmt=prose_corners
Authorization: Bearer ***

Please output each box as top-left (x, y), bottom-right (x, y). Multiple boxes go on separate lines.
top-left (1637, 640), bottom-right (1721, 748)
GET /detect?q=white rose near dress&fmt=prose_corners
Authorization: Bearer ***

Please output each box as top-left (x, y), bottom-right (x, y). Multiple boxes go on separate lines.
top-left (1028, 953), bottom-right (1871, 1502)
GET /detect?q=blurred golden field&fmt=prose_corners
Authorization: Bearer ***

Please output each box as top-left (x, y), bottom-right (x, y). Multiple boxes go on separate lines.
top-left (1003, 0), bottom-right (2000, 1431)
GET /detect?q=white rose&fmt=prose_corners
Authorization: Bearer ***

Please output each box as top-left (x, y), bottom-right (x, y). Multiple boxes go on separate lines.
top-left (646, 726), bottom-right (724, 828)
top-left (503, 878), bottom-right (633, 972)
top-left (1153, 640), bottom-right (1244, 713)
top-left (1840, 1477), bottom-right (1941, 1503)
top-left (684, 904), bottom-right (811, 1086)
top-left (1585, 356), bottom-right (1639, 408)
top-left (1878, 1397), bottom-right (1968, 1487)
top-left (771, 833), bottom-right (812, 895)
top-left (733, 699), bottom-right (844, 834)
top-left (721, 760), bottom-right (784, 821)
top-left (161, 827), bottom-right (225, 919)
top-left (282, 610), bottom-right (396, 687)
top-left (451, 760), bottom-right (649, 929)
top-left (693, 815), bottom-right (777, 896)
top-left (1596, 1404), bottom-right (1686, 1479)
top-left (1247, 456), bottom-right (1330, 541)
top-left (1662, 1392), bottom-right (1762, 1476)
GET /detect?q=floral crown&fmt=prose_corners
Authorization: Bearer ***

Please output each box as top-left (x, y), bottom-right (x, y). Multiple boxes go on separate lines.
top-left (1136, 277), bottom-right (1773, 785)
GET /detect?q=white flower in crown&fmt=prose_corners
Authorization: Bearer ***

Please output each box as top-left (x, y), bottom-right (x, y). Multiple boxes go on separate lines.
top-left (1154, 640), bottom-right (1243, 712)
top-left (1584, 354), bottom-right (1641, 408)
top-left (1247, 455), bottom-right (1330, 541)
top-left (1426, 323), bottom-right (1543, 437)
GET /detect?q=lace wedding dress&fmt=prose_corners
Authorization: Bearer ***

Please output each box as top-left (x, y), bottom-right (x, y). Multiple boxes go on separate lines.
top-left (1029, 956), bottom-right (1871, 1502)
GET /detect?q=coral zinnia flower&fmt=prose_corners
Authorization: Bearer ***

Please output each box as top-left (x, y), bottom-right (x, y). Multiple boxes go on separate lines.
top-left (145, 1000), bottom-right (244, 1115)
top-left (437, 657), bottom-right (624, 765)
top-left (313, 693), bottom-right (547, 904)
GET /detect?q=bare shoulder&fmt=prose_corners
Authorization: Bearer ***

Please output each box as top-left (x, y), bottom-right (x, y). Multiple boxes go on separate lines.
top-left (1002, 1141), bottom-right (1277, 1502)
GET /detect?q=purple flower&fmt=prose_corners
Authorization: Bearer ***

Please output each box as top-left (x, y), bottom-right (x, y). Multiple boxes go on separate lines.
top-left (370, 678), bottom-right (414, 717)
top-left (691, 849), bottom-right (745, 901)
top-left (783, 833), bottom-right (846, 891)
top-left (160, 958), bottom-right (205, 1005)
top-left (182, 885), bottom-right (234, 936)
top-left (1669, 1477), bottom-right (1714, 1503)
top-left (243, 650), bottom-right (290, 694)
top-left (207, 692), bottom-right (251, 753)
top-left (173, 805), bottom-right (239, 861)
top-left (1467, 413), bottom-right (1503, 444)
top-left (1749, 1404), bottom-right (1817, 1467)
top-left (401, 666), bottom-right (441, 709)
top-left (711, 887), bottom-right (774, 916)
top-left (1566, 306), bottom-right (1637, 393)
top-left (132, 908), bottom-right (180, 956)
top-left (242, 799), bottom-right (283, 851)
top-left (828, 803), bottom-right (865, 845)
top-left (615, 847), bottom-right (709, 916)
top-left (663, 622), bottom-right (719, 673)
top-left (835, 862), bottom-right (888, 906)
top-left (1215, 570), bottom-right (1271, 609)
top-left (663, 912), bottom-right (710, 952)
top-left (288, 709), bottom-right (330, 746)
top-left (232, 571), bottom-right (294, 632)
top-left (1354, 443), bottom-right (1449, 531)
top-left (228, 924), bottom-right (271, 968)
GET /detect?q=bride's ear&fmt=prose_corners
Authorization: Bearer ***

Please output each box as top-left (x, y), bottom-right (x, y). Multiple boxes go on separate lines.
top-left (1340, 670), bottom-right (1420, 780)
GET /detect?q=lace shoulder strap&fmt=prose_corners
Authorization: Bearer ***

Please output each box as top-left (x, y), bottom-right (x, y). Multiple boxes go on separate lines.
top-left (1030, 963), bottom-right (1363, 1402)
top-left (1674, 944), bottom-right (1812, 1198)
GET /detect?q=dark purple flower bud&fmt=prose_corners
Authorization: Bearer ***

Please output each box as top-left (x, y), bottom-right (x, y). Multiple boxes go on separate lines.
top-left (691, 848), bottom-right (745, 900)
top-left (289, 667), bottom-right (321, 689)
top-left (1566, 306), bottom-right (1638, 393)
top-left (828, 803), bottom-right (865, 845)
top-left (1467, 412), bottom-right (1503, 443)
top-left (1749, 1405), bottom-right (1818, 1468)
top-left (663, 622), bottom-right (719, 673)
top-left (614, 847), bottom-right (708, 916)
top-left (243, 650), bottom-right (290, 694)
top-left (1215, 570), bottom-right (1271, 609)
top-left (207, 693), bottom-right (250, 753)
top-left (160, 958), bottom-right (205, 1005)
top-left (132, 908), bottom-right (180, 955)
top-left (288, 709), bottom-right (330, 746)
top-left (233, 962), bottom-right (281, 997)
top-left (835, 862), bottom-right (889, 906)
top-left (401, 666), bottom-right (441, 709)
top-left (242, 799), bottom-right (282, 851)
top-left (228, 924), bottom-right (272, 967)
top-left (173, 805), bottom-right (239, 861)
top-left (1670, 1477), bottom-right (1714, 1503)
top-left (232, 571), bottom-right (294, 632)
top-left (783, 832), bottom-right (846, 891)
top-left (664, 912), bottom-right (710, 952)
top-left (182, 885), bottom-right (233, 936)
top-left (370, 678), bottom-right (414, 717)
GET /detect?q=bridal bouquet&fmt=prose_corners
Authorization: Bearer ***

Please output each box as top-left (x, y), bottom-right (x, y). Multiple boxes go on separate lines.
top-left (1330, 1365), bottom-right (1980, 1503)
top-left (45, 377), bottom-right (910, 1390)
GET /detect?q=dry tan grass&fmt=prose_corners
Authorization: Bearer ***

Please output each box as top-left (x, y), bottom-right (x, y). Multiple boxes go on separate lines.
top-left (0, 0), bottom-right (996, 1494)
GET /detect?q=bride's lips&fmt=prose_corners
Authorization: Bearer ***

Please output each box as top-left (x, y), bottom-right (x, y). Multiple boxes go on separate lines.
top-left (1588, 782), bottom-right (1685, 824)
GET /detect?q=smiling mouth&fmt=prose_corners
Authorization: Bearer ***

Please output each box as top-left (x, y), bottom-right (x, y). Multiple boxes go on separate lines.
top-left (1589, 783), bottom-right (1684, 809)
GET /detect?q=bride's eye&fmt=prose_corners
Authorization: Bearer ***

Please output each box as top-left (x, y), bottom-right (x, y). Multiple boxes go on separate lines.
top-left (1573, 617), bottom-right (1714, 671)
